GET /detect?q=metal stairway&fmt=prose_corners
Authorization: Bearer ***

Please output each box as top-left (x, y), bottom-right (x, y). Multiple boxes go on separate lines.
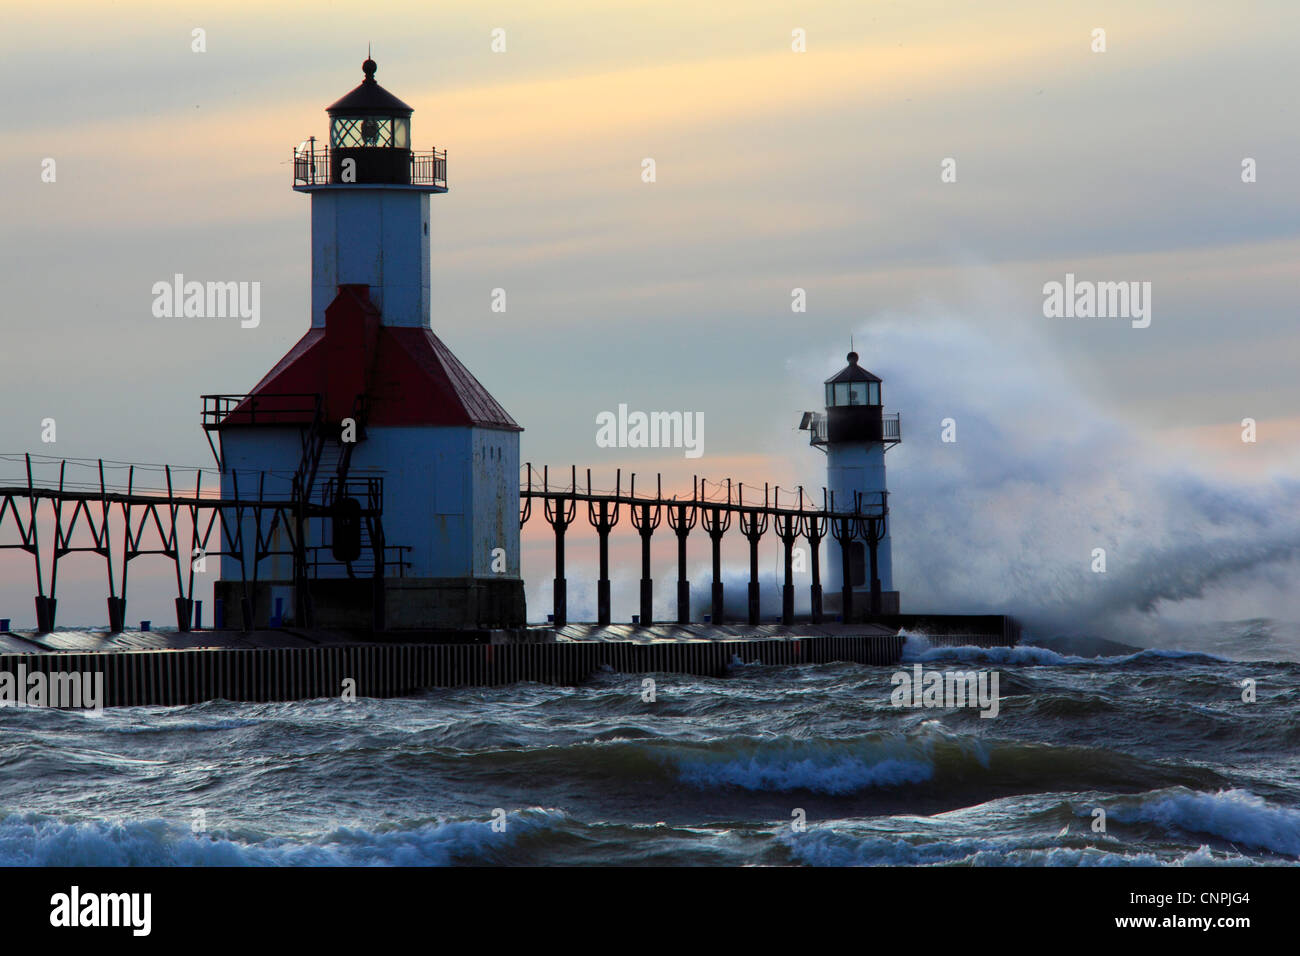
top-left (295, 395), bottom-right (369, 510)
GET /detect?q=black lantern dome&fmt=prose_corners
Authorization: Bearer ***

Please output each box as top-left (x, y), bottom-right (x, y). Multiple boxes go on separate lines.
top-left (822, 351), bottom-right (890, 443)
top-left (325, 58), bottom-right (415, 184)
top-left (824, 351), bottom-right (882, 408)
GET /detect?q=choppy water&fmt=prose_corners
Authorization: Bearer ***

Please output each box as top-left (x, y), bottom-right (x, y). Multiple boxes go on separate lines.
top-left (2, 625), bottom-right (1299, 866)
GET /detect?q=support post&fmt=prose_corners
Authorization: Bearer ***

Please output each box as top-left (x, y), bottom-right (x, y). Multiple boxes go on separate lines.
top-left (554, 530), bottom-right (567, 627)
top-left (865, 498), bottom-right (884, 616)
top-left (543, 467), bottom-right (577, 629)
top-left (185, 469), bottom-right (204, 632)
top-left (371, 510), bottom-right (386, 633)
top-left (630, 494), bottom-right (661, 627)
top-left (739, 487), bottom-right (769, 626)
top-left (701, 502), bottom-right (731, 624)
top-left (839, 520), bottom-right (854, 624)
top-left (597, 501), bottom-right (611, 626)
top-left (25, 454), bottom-right (53, 633)
top-left (586, 470), bottom-right (621, 628)
top-left (107, 596), bottom-right (126, 634)
top-left (34, 596), bottom-right (56, 634)
top-left (870, 491), bottom-right (888, 615)
top-left (829, 492), bottom-right (857, 624)
top-left (667, 496), bottom-right (696, 625)
top-left (869, 536), bottom-right (881, 615)
top-left (294, 474), bottom-right (312, 629)
top-left (801, 509), bottom-right (826, 625)
top-left (776, 511), bottom-right (800, 626)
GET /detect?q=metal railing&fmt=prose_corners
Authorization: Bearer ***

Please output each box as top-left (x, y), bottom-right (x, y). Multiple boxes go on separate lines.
top-left (201, 394), bottom-right (321, 429)
top-left (317, 475), bottom-right (384, 512)
top-left (519, 466), bottom-right (888, 517)
top-left (807, 412), bottom-right (901, 446)
top-left (292, 144), bottom-right (447, 188)
top-left (518, 466), bottom-right (892, 628)
top-left (0, 454), bottom-right (407, 632)
top-left (410, 150), bottom-right (447, 186)
top-left (882, 413), bottom-right (902, 441)
top-left (304, 544), bottom-right (411, 578)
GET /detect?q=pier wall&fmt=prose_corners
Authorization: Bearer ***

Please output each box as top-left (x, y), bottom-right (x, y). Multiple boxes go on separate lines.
top-left (0, 633), bottom-right (907, 708)
top-left (213, 577), bottom-right (526, 630)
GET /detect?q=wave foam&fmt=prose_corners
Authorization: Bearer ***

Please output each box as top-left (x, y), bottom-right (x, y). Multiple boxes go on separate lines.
top-left (1113, 789), bottom-right (1300, 859)
top-left (780, 829), bottom-right (1239, 867)
top-left (0, 809), bottom-right (563, 867)
top-left (903, 637), bottom-right (1228, 668)
top-left (668, 729), bottom-right (987, 795)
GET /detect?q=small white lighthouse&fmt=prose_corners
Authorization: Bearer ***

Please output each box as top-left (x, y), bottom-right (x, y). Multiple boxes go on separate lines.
top-left (799, 351), bottom-right (901, 617)
top-left (206, 58), bottom-right (524, 632)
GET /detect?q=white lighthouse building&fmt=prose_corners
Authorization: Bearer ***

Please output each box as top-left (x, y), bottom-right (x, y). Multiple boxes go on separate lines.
top-left (205, 58), bottom-right (524, 632)
top-left (800, 351), bottom-right (901, 617)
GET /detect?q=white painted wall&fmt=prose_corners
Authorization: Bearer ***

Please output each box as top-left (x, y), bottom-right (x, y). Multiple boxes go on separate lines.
top-left (471, 428), bottom-right (521, 577)
top-left (218, 427), bottom-right (306, 583)
top-left (218, 423), bottom-right (521, 583)
top-left (308, 187), bottom-right (432, 328)
top-left (825, 441), bottom-right (894, 593)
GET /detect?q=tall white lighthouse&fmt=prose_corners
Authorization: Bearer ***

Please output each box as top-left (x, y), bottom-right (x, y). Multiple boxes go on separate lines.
top-left (799, 351), bottom-right (901, 617)
top-left (206, 59), bottom-right (524, 632)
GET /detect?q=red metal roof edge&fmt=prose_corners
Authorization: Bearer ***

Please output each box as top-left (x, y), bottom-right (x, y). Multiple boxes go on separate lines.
top-left (218, 288), bottom-right (521, 431)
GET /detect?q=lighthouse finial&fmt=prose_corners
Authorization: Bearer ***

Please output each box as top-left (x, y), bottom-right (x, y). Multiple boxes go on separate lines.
top-left (362, 46), bottom-right (377, 81)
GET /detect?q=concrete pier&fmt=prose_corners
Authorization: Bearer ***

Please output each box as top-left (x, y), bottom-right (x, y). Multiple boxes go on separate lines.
top-left (0, 617), bottom-right (1017, 709)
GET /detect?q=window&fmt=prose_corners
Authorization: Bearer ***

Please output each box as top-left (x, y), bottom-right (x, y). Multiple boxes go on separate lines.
top-left (849, 383), bottom-right (867, 405)
top-left (825, 384), bottom-right (834, 406)
top-left (868, 382), bottom-right (880, 405)
top-left (834, 382), bottom-right (850, 406)
top-left (331, 115), bottom-right (395, 148)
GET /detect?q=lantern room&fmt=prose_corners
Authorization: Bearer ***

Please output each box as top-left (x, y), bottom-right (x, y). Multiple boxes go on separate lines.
top-left (821, 352), bottom-right (899, 445)
top-left (324, 57), bottom-right (415, 184)
top-left (825, 352), bottom-right (881, 407)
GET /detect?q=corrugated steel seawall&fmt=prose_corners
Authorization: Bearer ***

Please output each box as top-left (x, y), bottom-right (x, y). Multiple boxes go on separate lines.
top-left (0, 634), bottom-right (906, 708)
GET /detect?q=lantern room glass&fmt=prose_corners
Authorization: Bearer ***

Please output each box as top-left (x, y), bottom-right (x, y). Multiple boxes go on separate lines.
top-left (331, 115), bottom-right (408, 148)
top-left (826, 380), bottom-right (882, 407)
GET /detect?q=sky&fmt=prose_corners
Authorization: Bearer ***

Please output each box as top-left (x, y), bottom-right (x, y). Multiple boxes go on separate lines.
top-left (2, 0), bottom-right (1299, 629)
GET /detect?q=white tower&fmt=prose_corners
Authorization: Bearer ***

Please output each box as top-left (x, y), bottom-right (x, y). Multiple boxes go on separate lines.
top-left (800, 351), bottom-right (901, 617)
top-left (207, 59), bottom-right (523, 633)
top-left (303, 57), bottom-right (433, 329)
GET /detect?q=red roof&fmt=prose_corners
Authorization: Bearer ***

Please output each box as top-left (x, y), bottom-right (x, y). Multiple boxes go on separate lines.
top-left (220, 285), bottom-right (521, 431)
